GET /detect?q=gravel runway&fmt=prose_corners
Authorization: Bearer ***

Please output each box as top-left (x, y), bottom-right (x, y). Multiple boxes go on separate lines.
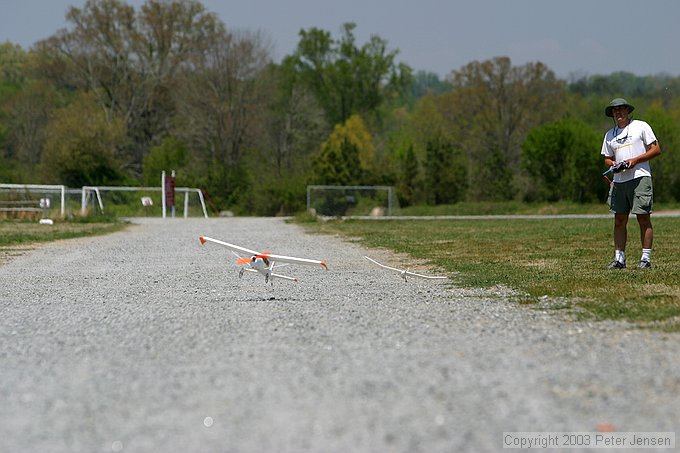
top-left (1, 217), bottom-right (678, 452)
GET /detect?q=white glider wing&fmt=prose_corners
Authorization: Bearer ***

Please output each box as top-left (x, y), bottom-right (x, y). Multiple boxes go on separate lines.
top-left (200, 235), bottom-right (259, 256)
top-left (266, 252), bottom-right (328, 269)
top-left (200, 236), bottom-right (328, 270)
top-left (364, 256), bottom-right (447, 281)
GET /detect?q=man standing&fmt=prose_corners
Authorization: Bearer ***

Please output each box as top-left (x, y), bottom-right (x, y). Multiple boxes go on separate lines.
top-left (601, 98), bottom-right (661, 269)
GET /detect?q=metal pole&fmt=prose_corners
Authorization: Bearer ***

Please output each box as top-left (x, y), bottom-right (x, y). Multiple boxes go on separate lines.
top-left (94, 188), bottom-right (104, 212)
top-left (60, 186), bottom-right (65, 217)
top-left (81, 187), bottom-right (88, 216)
top-left (184, 191), bottom-right (189, 218)
top-left (171, 170), bottom-right (176, 218)
top-left (161, 171), bottom-right (166, 219)
top-left (196, 189), bottom-right (208, 218)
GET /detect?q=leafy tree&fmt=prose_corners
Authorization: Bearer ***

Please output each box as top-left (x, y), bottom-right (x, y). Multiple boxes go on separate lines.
top-left (311, 136), bottom-right (359, 186)
top-left (521, 119), bottom-right (602, 202)
top-left (410, 70), bottom-right (451, 99)
top-left (0, 42), bottom-right (26, 89)
top-left (40, 92), bottom-right (126, 186)
top-left (445, 56), bottom-right (567, 200)
top-left (142, 137), bottom-right (188, 186)
top-left (176, 28), bottom-right (272, 169)
top-left (2, 80), bottom-right (58, 166)
top-left (423, 137), bottom-right (467, 204)
top-left (332, 115), bottom-right (376, 172)
top-left (568, 71), bottom-right (680, 101)
top-left (0, 153), bottom-right (18, 182)
top-left (240, 173), bottom-right (307, 216)
top-left (409, 93), bottom-right (449, 147)
top-left (36, 0), bottom-right (138, 119)
top-left (34, 0), bottom-right (224, 173)
top-left (643, 101), bottom-right (680, 202)
top-left (287, 22), bottom-right (411, 126)
top-left (396, 144), bottom-right (419, 206)
top-left (264, 58), bottom-right (330, 178)
top-left (0, 42), bottom-right (30, 174)
top-left (172, 27), bottom-right (274, 213)
top-left (311, 114), bottom-right (375, 185)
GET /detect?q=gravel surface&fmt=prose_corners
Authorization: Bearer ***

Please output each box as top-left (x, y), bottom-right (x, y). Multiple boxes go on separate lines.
top-left (1, 217), bottom-right (678, 453)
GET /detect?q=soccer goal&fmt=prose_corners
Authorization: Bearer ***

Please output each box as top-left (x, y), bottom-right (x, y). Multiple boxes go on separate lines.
top-left (81, 185), bottom-right (208, 218)
top-left (306, 185), bottom-right (400, 217)
top-left (0, 183), bottom-right (67, 219)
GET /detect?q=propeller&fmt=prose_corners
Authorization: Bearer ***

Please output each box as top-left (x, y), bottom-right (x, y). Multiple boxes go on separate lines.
top-left (236, 252), bottom-right (271, 266)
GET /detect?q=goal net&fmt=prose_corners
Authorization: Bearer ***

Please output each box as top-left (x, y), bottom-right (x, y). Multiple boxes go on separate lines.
top-left (306, 185), bottom-right (400, 217)
top-left (81, 186), bottom-right (208, 218)
top-left (0, 184), bottom-right (67, 220)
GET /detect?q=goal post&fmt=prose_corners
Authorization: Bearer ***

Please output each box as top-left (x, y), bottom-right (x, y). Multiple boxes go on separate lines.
top-left (0, 183), bottom-right (66, 218)
top-left (306, 185), bottom-right (399, 217)
top-left (81, 185), bottom-right (208, 218)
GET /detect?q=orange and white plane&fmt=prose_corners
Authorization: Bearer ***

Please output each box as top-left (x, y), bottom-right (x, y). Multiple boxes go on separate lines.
top-left (200, 235), bottom-right (328, 284)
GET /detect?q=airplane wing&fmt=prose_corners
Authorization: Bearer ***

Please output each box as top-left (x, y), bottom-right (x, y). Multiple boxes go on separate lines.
top-left (200, 236), bottom-right (259, 256)
top-left (364, 256), bottom-right (447, 280)
top-left (364, 256), bottom-right (403, 273)
top-left (266, 252), bottom-right (328, 269)
top-left (200, 236), bottom-right (328, 270)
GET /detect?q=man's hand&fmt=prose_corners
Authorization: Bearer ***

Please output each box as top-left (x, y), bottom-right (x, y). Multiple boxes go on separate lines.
top-left (612, 161), bottom-right (630, 173)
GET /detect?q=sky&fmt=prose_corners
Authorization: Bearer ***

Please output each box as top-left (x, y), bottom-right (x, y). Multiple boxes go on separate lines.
top-left (2, 0), bottom-right (680, 80)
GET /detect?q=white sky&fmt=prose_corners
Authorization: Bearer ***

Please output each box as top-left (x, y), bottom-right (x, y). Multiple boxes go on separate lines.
top-left (1, 0), bottom-right (679, 79)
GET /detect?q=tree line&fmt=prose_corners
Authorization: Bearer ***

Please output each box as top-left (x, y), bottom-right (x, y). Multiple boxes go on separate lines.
top-left (1, 0), bottom-right (680, 215)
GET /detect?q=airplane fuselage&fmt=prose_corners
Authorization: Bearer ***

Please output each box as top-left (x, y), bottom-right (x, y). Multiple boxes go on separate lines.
top-left (248, 256), bottom-right (269, 270)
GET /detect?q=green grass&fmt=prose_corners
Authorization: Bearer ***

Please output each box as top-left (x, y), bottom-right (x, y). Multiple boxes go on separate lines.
top-left (303, 215), bottom-right (680, 332)
top-left (0, 219), bottom-right (127, 250)
top-left (395, 201), bottom-right (680, 216)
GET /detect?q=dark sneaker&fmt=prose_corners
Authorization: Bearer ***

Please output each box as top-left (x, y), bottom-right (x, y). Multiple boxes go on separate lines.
top-left (638, 259), bottom-right (652, 269)
top-left (607, 260), bottom-right (626, 269)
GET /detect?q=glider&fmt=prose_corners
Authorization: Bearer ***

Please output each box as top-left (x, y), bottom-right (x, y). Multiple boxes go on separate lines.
top-left (199, 235), bottom-right (327, 284)
top-left (364, 256), bottom-right (447, 282)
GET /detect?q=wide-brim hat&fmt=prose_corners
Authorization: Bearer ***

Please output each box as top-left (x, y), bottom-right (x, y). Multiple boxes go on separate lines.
top-left (605, 98), bottom-right (635, 117)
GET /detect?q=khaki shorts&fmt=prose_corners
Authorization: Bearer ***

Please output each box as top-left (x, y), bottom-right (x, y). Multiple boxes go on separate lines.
top-left (608, 176), bottom-right (653, 214)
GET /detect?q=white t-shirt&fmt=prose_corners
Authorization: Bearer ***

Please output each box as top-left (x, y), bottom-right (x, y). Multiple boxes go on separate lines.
top-left (601, 119), bottom-right (657, 183)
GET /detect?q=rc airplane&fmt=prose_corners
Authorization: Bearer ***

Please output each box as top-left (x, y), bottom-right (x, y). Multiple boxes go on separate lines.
top-left (364, 256), bottom-right (447, 282)
top-left (199, 235), bottom-right (328, 284)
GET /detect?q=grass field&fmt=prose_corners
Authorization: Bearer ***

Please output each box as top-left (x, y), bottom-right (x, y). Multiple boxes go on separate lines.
top-left (303, 215), bottom-right (680, 332)
top-left (0, 219), bottom-right (127, 262)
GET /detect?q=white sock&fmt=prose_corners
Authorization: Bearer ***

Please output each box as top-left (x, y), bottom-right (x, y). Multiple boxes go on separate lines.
top-left (615, 250), bottom-right (626, 263)
top-left (641, 249), bottom-right (652, 262)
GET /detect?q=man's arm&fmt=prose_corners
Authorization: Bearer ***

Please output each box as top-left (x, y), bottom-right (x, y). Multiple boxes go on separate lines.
top-left (629, 140), bottom-right (661, 168)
